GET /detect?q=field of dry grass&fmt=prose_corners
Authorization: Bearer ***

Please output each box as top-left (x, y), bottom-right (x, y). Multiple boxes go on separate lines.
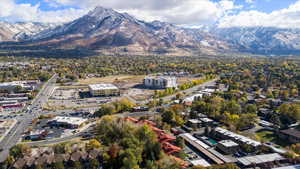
top-left (78, 75), bottom-right (146, 85)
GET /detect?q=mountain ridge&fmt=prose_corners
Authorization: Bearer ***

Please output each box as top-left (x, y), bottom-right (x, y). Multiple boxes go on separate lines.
top-left (1, 6), bottom-right (300, 56)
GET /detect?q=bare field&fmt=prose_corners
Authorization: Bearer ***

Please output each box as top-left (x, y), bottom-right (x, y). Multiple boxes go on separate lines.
top-left (78, 75), bottom-right (146, 85)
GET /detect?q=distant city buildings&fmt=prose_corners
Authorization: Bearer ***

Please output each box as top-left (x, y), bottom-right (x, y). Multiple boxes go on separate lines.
top-left (143, 76), bottom-right (177, 89)
top-left (88, 83), bottom-right (120, 97)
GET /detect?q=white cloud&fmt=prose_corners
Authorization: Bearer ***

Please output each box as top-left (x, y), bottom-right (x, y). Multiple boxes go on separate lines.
top-left (1, 0), bottom-right (300, 29)
top-left (245, 0), bottom-right (254, 4)
top-left (218, 0), bottom-right (300, 28)
top-left (3, 0), bottom-right (239, 26)
top-left (0, 0), bottom-right (87, 23)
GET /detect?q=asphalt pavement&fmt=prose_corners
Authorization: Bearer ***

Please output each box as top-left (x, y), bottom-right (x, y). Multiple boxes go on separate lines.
top-left (0, 74), bottom-right (58, 162)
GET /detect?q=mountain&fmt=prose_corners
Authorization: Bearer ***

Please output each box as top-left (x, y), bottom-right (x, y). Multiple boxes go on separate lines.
top-left (0, 22), bottom-right (58, 42)
top-left (21, 7), bottom-right (233, 55)
top-left (213, 27), bottom-right (300, 55)
top-left (1, 7), bottom-right (300, 56)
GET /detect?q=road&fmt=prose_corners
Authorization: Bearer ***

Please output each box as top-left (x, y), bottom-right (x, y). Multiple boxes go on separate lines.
top-left (0, 74), bottom-right (58, 162)
top-left (0, 78), bottom-right (218, 155)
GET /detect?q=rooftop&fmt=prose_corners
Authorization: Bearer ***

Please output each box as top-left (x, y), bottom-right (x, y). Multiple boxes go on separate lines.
top-left (237, 153), bottom-right (284, 166)
top-left (218, 140), bottom-right (239, 147)
top-left (51, 116), bottom-right (87, 126)
top-left (215, 127), bottom-right (261, 147)
top-left (281, 129), bottom-right (300, 138)
top-left (272, 165), bottom-right (300, 169)
top-left (188, 119), bottom-right (201, 124)
top-left (88, 83), bottom-right (118, 90)
top-left (144, 76), bottom-right (176, 81)
top-left (190, 159), bottom-right (211, 167)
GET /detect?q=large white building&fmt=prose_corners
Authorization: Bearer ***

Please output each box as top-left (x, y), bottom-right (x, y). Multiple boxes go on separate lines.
top-left (143, 76), bottom-right (177, 89)
top-left (88, 83), bottom-right (120, 97)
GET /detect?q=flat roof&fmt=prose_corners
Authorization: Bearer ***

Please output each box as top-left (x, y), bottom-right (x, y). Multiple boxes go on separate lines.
top-left (51, 116), bottom-right (87, 126)
top-left (188, 119), bottom-right (201, 124)
top-left (190, 159), bottom-right (211, 167)
top-left (272, 165), bottom-right (300, 169)
top-left (88, 83), bottom-right (118, 90)
top-left (218, 140), bottom-right (239, 147)
top-left (180, 133), bottom-right (223, 165)
top-left (237, 153), bottom-right (284, 166)
top-left (215, 127), bottom-right (261, 147)
top-left (144, 76), bottom-right (176, 80)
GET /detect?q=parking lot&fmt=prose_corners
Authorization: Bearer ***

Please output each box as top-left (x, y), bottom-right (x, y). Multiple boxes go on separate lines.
top-left (47, 87), bottom-right (121, 110)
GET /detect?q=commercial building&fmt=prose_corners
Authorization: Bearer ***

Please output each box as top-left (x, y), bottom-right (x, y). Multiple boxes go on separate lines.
top-left (48, 116), bottom-right (87, 129)
top-left (216, 140), bottom-right (239, 154)
top-left (88, 84), bottom-right (120, 97)
top-left (143, 76), bottom-right (177, 89)
top-left (0, 82), bottom-right (24, 92)
top-left (0, 81), bottom-right (36, 93)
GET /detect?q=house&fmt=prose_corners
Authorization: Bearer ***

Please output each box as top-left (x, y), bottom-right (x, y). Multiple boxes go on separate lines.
top-left (279, 129), bottom-right (300, 144)
top-left (216, 140), bottom-right (239, 154)
top-left (143, 76), bottom-right (177, 89)
top-left (88, 83), bottom-right (120, 97)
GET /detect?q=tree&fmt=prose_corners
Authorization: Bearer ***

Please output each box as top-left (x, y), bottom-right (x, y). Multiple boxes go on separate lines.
top-left (88, 159), bottom-right (100, 169)
top-left (223, 100), bottom-right (241, 114)
top-left (162, 110), bottom-right (175, 124)
top-left (86, 139), bottom-right (101, 150)
top-left (95, 104), bottom-right (115, 117)
top-left (10, 144), bottom-right (31, 159)
top-left (244, 104), bottom-right (257, 114)
top-left (52, 162), bottom-right (65, 169)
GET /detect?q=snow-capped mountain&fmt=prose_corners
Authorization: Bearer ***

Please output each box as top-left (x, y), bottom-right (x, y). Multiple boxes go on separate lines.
top-left (0, 22), bottom-right (58, 41)
top-left (213, 27), bottom-right (300, 55)
top-left (21, 7), bottom-right (232, 55)
top-left (2, 7), bottom-right (300, 56)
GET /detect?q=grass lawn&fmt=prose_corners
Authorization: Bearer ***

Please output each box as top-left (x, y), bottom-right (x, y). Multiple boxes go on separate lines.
top-left (256, 130), bottom-right (290, 147)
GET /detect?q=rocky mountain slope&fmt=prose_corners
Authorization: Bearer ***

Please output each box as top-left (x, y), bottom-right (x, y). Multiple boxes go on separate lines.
top-left (0, 22), bottom-right (58, 42)
top-left (19, 7), bottom-right (233, 55)
top-left (213, 27), bottom-right (300, 55)
top-left (1, 7), bottom-right (300, 56)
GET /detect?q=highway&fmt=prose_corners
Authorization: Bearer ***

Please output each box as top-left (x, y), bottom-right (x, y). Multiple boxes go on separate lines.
top-left (0, 74), bottom-right (58, 162)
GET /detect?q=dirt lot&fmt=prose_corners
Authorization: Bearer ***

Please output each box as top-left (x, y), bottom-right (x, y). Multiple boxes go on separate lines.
top-left (78, 75), bottom-right (145, 85)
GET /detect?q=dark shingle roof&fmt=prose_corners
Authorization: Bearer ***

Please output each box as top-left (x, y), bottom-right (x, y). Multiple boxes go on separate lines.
top-left (281, 129), bottom-right (300, 139)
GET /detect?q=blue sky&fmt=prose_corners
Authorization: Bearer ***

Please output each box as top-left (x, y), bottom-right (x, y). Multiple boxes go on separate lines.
top-left (16, 0), bottom-right (296, 13)
top-left (2, 0), bottom-right (300, 28)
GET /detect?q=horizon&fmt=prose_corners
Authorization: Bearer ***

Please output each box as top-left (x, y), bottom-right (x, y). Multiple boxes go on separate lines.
top-left (0, 0), bottom-right (299, 28)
